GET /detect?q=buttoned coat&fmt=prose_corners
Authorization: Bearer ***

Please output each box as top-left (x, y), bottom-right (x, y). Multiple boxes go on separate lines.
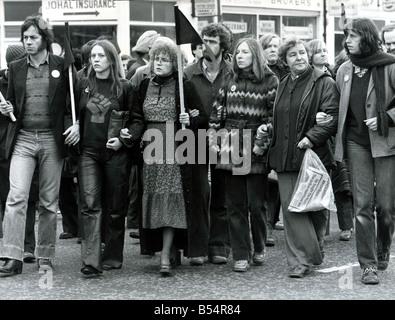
top-left (4, 53), bottom-right (73, 159)
top-left (334, 60), bottom-right (395, 161)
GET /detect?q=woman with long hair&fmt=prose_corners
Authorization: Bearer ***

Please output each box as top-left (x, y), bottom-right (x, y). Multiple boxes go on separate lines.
top-left (209, 37), bottom-right (278, 272)
top-left (76, 39), bottom-right (144, 276)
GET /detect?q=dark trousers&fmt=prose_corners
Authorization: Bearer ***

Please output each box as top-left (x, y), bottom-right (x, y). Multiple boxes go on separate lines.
top-left (59, 175), bottom-right (81, 236)
top-left (79, 147), bottom-right (130, 270)
top-left (208, 165), bottom-right (230, 258)
top-left (126, 164), bottom-right (140, 229)
top-left (225, 172), bottom-right (268, 261)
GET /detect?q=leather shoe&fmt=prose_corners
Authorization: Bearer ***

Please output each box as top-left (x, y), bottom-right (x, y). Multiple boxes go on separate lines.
top-left (209, 256), bottom-right (227, 264)
top-left (81, 265), bottom-right (101, 277)
top-left (129, 229), bottom-right (140, 239)
top-left (59, 232), bottom-right (77, 239)
top-left (37, 258), bottom-right (52, 270)
top-left (189, 256), bottom-right (204, 266)
top-left (253, 251), bottom-right (265, 265)
top-left (159, 264), bottom-right (172, 276)
top-left (23, 252), bottom-right (36, 263)
top-left (0, 259), bottom-right (22, 277)
top-left (103, 264), bottom-right (122, 270)
top-left (289, 265), bottom-right (310, 278)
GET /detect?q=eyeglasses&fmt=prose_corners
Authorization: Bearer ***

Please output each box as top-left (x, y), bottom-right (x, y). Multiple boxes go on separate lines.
top-left (154, 56), bottom-right (171, 64)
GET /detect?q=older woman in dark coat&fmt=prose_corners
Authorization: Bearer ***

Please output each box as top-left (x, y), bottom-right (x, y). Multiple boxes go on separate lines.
top-left (130, 37), bottom-right (207, 276)
top-left (268, 37), bottom-right (339, 278)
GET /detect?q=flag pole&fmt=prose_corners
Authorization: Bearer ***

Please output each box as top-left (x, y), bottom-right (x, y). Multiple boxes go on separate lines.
top-left (65, 22), bottom-right (76, 125)
top-left (176, 45), bottom-right (186, 130)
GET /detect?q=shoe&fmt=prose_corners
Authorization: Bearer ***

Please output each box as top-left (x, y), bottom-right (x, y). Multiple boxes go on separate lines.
top-left (209, 256), bottom-right (227, 265)
top-left (339, 229), bottom-right (351, 241)
top-left (23, 252), bottom-right (36, 263)
top-left (253, 251), bottom-right (265, 266)
top-left (361, 267), bottom-right (379, 285)
top-left (59, 232), bottom-right (77, 239)
top-left (289, 265), bottom-right (310, 278)
top-left (129, 229), bottom-right (140, 239)
top-left (37, 258), bottom-right (52, 270)
top-left (378, 252), bottom-right (390, 271)
top-left (189, 256), bottom-right (204, 266)
top-left (81, 265), bottom-right (101, 277)
top-left (266, 235), bottom-right (275, 247)
top-left (233, 260), bottom-right (250, 272)
top-left (77, 237), bottom-right (82, 244)
top-left (0, 259), bottom-right (23, 277)
top-left (274, 221), bottom-right (284, 230)
top-left (159, 264), bottom-right (172, 276)
top-left (170, 250), bottom-right (182, 268)
top-left (103, 264), bottom-right (122, 270)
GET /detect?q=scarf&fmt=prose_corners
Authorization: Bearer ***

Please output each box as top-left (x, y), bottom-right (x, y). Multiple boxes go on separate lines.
top-left (349, 51), bottom-right (395, 137)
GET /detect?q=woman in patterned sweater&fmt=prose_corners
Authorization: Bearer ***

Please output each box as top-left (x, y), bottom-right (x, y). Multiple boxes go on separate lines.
top-left (209, 37), bottom-right (278, 272)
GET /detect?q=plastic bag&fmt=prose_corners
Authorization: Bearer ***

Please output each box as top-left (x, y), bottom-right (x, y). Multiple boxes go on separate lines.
top-left (288, 149), bottom-right (336, 213)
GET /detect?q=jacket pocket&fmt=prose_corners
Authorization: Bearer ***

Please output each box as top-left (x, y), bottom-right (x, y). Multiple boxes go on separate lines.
top-left (107, 110), bottom-right (129, 140)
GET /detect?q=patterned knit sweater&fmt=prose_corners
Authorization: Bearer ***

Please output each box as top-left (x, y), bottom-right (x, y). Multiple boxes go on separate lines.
top-left (209, 70), bottom-right (278, 174)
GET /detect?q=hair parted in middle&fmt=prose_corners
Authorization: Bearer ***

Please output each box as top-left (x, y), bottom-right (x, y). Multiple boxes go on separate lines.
top-left (306, 39), bottom-right (327, 64)
top-left (87, 39), bottom-right (123, 98)
top-left (278, 37), bottom-right (309, 65)
top-left (233, 37), bottom-right (269, 82)
top-left (20, 14), bottom-right (55, 52)
top-left (343, 18), bottom-right (382, 57)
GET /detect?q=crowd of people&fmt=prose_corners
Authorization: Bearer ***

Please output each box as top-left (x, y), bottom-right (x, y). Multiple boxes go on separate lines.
top-left (1, 13), bottom-right (395, 286)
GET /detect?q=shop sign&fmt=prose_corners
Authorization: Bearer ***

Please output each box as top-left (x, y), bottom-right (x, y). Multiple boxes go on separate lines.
top-left (223, 21), bottom-right (248, 34)
top-left (194, 0), bottom-right (218, 17)
top-left (259, 20), bottom-right (275, 34)
top-left (283, 24), bottom-right (314, 39)
top-left (222, 0), bottom-right (322, 11)
top-left (42, 0), bottom-right (118, 21)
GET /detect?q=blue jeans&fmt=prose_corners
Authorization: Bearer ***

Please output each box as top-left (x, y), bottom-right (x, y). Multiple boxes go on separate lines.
top-left (225, 172), bottom-right (267, 261)
top-left (346, 140), bottom-right (395, 269)
top-left (78, 147), bottom-right (130, 271)
top-left (1, 130), bottom-right (63, 261)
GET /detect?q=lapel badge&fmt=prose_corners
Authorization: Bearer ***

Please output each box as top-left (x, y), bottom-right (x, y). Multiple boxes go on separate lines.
top-left (231, 85), bottom-right (236, 92)
top-left (344, 75), bottom-right (350, 82)
top-left (51, 70), bottom-right (60, 78)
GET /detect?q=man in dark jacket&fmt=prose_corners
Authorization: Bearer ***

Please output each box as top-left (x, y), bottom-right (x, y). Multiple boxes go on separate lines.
top-left (0, 15), bottom-right (79, 277)
top-left (183, 23), bottom-right (234, 265)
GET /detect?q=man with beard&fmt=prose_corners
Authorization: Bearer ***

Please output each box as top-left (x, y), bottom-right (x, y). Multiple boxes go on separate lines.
top-left (381, 23), bottom-right (395, 55)
top-left (0, 15), bottom-right (79, 276)
top-left (183, 23), bottom-right (234, 266)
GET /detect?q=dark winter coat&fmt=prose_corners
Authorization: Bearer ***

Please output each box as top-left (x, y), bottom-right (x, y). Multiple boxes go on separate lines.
top-left (268, 67), bottom-right (339, 171)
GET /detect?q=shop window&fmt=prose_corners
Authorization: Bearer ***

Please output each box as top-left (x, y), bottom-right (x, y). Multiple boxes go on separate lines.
top-left (130, 0), bottom-right (175, 22)
top-left (282, 16), bottom-right (316, 41)
top-left (4, 1), bottom-right (41, 21)
top-left (222, 13), bottom-right (257, 51)
top-left (259, 16), bottom-right (281, 36)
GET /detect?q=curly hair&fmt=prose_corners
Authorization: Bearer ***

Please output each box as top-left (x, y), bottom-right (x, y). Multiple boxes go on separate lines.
top-left (344, 18), bottom-right (382, 56)
top-left (201, 23), bottom-right (233, 55)
top-left (20, 15), bottom-right (55, 52)
top-left (149, 37), bottom-right (178, 72)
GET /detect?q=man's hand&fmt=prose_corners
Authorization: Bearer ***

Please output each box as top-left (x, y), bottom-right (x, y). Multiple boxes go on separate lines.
top-left (297, 137), bottom-right (313, 149)
top-left (364, 117), bottom-right (377, 131)
top-left (106, 137), bottom-right (123, 151)
top-left (0, 101), bottom-right (14, 117)
top-left (63, 123), bottom-right (80, 146)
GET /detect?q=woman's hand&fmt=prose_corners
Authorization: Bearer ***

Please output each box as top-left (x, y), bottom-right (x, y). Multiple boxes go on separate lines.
top-left (253, 144), bottom-right (264, 156)
top-left (364, 117), bottom-right (377, 131)
top-left (316, 112), bottom-right (333, 126)
top-left (63, 123), bottom-right (80, 146)
top-left (120, 128), bottom-right (132, 139)
top-left (179, 112), bottom-right (190, 126)
top-left (0, 101), bottom-right (14, 117)
top-left (106, 137), bottom-right (123, 151)
top-left (297, 137), bottom-right (313, 149)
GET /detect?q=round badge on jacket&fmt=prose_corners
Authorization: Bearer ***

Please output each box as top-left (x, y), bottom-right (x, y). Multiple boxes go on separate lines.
top-left (51, 70), bottom-right (60, 78)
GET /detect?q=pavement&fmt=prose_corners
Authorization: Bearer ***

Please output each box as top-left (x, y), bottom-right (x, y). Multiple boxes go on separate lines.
top-left (0, 211), bottom-right (394, 308)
